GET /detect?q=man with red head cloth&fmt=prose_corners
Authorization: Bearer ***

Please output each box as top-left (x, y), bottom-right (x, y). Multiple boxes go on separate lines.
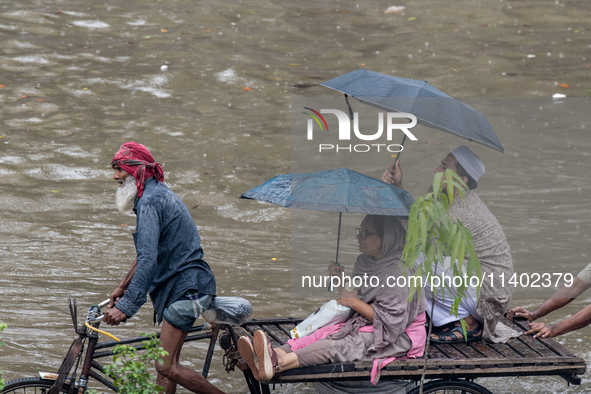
top-left (103, 142), bottom-right (224, 394)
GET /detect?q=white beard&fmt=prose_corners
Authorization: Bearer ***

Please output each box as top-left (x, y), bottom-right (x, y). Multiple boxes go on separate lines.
top-left (116, 175), bottom-right (138, 213)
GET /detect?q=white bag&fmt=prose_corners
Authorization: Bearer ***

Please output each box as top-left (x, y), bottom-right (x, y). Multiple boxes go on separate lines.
top-left (291, 300), bottom-right (352, 339)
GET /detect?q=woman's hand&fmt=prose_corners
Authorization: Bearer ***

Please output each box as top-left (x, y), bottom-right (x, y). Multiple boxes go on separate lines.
top-left (338, 287), bottom-right (375, 322)
top-left (337, 286), bottom-right (358, 308)
top-left (327, 261), bottom-right (344, 277)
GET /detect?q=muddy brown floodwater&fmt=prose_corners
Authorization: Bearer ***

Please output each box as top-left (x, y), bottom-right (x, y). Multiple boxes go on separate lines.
top-left (0, 0), bottom-right (590, 393)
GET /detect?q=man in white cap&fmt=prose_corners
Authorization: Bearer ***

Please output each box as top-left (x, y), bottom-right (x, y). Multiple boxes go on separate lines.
top-left (382, 146), bottom-right (516, 343)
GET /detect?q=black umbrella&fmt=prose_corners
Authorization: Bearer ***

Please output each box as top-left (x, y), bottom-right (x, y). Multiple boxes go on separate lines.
top-left (320, 70), bottom-right (504, 166)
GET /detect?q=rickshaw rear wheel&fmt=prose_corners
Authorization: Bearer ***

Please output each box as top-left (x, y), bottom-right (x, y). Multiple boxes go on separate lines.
top-left (408, 379), bottom-right (493, 394)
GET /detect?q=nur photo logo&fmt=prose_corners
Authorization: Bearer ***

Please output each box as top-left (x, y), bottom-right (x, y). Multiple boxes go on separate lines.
top-left (303, 107), bottom-right (418, 153)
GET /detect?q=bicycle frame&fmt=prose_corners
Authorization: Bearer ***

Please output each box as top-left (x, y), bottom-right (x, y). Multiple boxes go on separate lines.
top-left (45, 298), bottom-right (227, 394)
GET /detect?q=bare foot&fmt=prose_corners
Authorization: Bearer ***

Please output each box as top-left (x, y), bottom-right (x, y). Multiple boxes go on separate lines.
top-left (430, 315), bottom-right (481, 342)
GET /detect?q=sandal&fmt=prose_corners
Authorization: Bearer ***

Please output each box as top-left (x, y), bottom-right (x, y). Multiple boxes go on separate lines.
top-left (253, 329), bottom-right (279, 381)
top-left (238, 336), bottom-right (260, 378)
top-left (430, 322), bottom-right (482, 344)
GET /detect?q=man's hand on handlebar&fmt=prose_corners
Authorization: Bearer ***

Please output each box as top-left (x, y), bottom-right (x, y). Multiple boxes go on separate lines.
top-left (103, 307), bottom-right (128, 326)
top-left (109, 286), bottom-right (126, 308)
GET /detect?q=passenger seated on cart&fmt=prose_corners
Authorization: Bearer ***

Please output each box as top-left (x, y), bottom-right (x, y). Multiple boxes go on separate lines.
top-left (383, 146), bottom-right (517, 344)
top-left (238, 215), bottom-right (428, 383)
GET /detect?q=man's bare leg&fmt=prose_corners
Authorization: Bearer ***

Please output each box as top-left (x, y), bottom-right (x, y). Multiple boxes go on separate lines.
top-left (155, 320), bottom-right (226, 394)
top-left (156, 373), bottom-right (175, 394)
top-left (156, 339), bottom-right (183, 394)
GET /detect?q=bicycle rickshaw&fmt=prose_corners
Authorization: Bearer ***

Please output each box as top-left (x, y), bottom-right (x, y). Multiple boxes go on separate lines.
top-left (2, 297), bottom-right (586, 394)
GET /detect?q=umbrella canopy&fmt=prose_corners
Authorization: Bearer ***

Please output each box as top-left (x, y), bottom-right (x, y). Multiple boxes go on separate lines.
top-left (320, 69), bottom-right (504, 153)
top-left (240, 167), bottom-right (414, 217)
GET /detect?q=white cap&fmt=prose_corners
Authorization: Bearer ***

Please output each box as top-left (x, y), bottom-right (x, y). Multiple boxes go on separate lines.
top-left (451, 145), bottom-right (485, 181)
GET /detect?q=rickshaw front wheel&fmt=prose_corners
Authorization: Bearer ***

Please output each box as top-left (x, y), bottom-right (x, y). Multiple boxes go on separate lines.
top-left (2, 377), bottom-right (70, 394)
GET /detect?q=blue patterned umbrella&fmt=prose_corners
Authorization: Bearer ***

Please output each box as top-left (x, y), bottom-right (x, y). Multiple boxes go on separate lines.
top-left (241, 167), bottom-right (414, 289)
top-left (240, 167), bottom-right (414, 217)
top-left (241, 167), bottom-right (413, 289)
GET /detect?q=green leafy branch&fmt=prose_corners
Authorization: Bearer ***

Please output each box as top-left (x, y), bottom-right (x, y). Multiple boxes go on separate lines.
top-left (0, 323), bottom-right (6, 391)
top-left (89, 333), bottom-right (168, 394)
top-left (403, 169), bottom-right (481, 311)
top-left (402, 169), bottom-right (482, 394)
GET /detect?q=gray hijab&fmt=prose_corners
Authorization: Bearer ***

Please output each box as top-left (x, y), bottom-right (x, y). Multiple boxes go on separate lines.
top-left (330, 215), bottom-right (427, 354)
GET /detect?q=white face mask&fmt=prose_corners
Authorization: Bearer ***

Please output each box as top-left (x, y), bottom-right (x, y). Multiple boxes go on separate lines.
top-left (116, 175), bottom-right (137, 213)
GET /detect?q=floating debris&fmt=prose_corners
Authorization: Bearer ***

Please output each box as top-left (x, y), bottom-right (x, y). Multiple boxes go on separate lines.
top-left (290, 83), bottom-right (318, 88)
top-left (71, 20), bottom-right (110, 29)
top-left (160, 65), bottom-right (168, 71)
top-left (552, 93), bottom-right (566, 99)
top-left (384, 6), bottom-right (405, 13)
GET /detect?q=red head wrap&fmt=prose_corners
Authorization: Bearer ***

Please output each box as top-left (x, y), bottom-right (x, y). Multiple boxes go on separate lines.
top-left (111, 141), bottom-right (164, 198)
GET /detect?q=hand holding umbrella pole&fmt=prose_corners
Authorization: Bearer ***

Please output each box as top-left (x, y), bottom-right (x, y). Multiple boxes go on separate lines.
top-left (329, 212), bottom-right (342, 292)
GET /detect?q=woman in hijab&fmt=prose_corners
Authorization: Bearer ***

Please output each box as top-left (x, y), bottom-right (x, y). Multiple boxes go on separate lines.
top-left (238, 215), bottom-right (427, 383)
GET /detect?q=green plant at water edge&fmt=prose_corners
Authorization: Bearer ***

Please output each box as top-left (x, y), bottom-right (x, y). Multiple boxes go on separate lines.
top-left (0, 323), bottom-right (6, 391)
top-left (91, 333), bottom-right (168, 394)
top-left (402, 169), bottom-right (482, 394)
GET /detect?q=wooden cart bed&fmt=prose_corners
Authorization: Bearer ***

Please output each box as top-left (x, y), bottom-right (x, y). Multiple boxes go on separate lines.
top-left (236, 316), bottom-right (586, 385)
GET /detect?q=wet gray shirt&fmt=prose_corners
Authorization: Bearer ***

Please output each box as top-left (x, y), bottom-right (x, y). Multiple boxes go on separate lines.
top-left (115, 178), bottom-right (216, 322)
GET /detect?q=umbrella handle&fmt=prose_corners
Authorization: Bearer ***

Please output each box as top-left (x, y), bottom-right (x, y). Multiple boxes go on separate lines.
top-left (345, 93), bottom-right (406, 170)
top-left (329, 212), bottom-right (343, 292)
top-left (393, 134), bottom-right (407, 168)
top-left (344, 94), bottom-right (354, 121)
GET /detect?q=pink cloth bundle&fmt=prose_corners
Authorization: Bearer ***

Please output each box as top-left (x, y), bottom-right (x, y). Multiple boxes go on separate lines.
top-left (285, 312), bottom-right (427, 385)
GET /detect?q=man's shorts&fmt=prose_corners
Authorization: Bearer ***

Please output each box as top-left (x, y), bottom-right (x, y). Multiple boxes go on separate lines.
top-left (162, 290), bottom-right (213, 332)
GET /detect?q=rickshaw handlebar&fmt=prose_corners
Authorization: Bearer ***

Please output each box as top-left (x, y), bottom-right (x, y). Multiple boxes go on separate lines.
top-left (85, 299), bottom-right (111, 323)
